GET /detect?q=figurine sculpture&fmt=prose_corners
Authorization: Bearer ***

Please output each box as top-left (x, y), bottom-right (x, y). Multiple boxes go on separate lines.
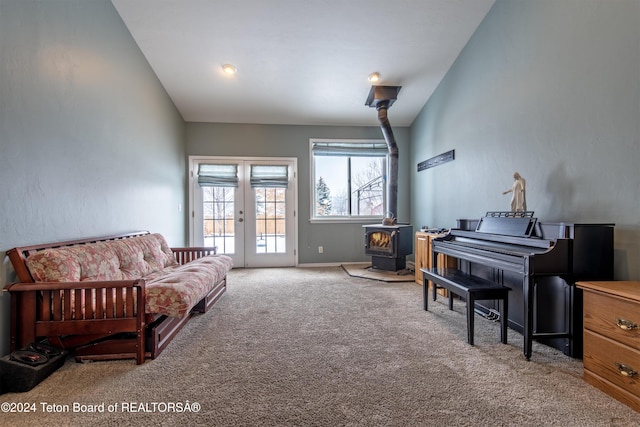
top-left (503, 172), bottom-right (526, 212)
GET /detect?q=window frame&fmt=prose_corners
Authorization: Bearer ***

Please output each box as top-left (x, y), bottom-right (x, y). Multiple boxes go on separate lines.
top-left (309, 138), bottom-right (388, 223)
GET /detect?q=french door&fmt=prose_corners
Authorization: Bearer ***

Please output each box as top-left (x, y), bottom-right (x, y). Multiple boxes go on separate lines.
top-left (189, 156), bottom-right (297, 268)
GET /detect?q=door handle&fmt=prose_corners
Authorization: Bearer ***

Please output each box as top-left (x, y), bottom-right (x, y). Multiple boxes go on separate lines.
top-left (238, 218), bottom-right (244, 222)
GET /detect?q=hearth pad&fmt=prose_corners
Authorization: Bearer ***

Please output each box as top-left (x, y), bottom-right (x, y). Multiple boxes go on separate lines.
top-left (341, 262), bottom-right (415, 282)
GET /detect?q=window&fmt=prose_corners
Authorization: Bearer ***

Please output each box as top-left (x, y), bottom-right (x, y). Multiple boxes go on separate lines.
top-left (310, 139), bottom-right (387, 221)
top-left (251, 164), bottom-right (288, 253)
top-left (197, 163), bottom-right (239, 253)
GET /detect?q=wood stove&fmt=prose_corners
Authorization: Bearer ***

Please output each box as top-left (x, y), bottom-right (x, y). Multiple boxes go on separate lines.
top-left (363, 224), bottom-right (413, 271)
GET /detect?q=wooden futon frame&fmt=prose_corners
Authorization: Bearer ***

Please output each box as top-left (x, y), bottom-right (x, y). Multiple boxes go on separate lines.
top-left (4, 231), bottom-right (225, 364)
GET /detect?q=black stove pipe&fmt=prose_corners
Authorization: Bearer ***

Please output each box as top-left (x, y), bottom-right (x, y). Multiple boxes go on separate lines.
top-left (376, 101), bottom-right (398, 221)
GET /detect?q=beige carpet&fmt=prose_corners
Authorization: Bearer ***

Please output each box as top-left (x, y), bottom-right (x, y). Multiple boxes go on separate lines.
top-left (1, 267), bottom-right (638, 426)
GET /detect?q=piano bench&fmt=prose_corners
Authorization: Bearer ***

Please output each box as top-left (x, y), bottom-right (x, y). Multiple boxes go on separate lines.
top-left (421, 268), bottom-right (511, 346)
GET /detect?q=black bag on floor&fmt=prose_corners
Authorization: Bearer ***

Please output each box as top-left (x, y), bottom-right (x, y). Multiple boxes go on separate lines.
top-left (0, 341), bottom-right (66, 393)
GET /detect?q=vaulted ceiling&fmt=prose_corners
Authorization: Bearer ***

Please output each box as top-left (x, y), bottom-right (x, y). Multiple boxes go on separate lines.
top-left (111, 0), bottom-right (495, 127)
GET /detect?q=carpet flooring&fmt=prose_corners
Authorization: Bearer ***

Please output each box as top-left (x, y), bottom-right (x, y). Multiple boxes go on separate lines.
top-left (1, 267), bottom-right (638, 426)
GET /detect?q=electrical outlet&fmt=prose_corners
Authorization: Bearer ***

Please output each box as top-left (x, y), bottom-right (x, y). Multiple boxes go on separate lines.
top-left (318, 246), bottom-right (324, 254)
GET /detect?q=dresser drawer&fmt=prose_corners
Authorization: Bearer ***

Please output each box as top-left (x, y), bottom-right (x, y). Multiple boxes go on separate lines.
top-left (583, 291), bottom-right (640, 350)
top-left (584, 329), bottom-right (640, 397)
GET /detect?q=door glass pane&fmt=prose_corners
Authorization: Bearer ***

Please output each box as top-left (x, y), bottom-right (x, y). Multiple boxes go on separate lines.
top-left (203, 186), bottom-right (235, 254)
top-left (255, 187), bottom-right (286, 254)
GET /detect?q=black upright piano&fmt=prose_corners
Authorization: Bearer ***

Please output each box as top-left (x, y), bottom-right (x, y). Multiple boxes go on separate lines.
top-left (432, 212), bottom-right (614, 359)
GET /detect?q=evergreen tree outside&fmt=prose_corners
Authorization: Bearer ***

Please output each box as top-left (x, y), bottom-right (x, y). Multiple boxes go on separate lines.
top-left (316, 176), bottom-right (332, 215)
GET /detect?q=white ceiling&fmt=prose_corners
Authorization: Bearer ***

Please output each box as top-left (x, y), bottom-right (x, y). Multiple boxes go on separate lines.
top-left (111, 0), bottom-right (495, 127)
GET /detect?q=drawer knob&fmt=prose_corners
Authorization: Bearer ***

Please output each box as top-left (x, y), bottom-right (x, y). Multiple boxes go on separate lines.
top-left (615, 363), bottom-right (637, 378)
top-left (615, 318), bottom-right (639, 331)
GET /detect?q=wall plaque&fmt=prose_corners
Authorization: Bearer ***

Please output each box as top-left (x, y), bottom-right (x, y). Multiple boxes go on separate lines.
top-left (417, 149), bottom-right (455, 172)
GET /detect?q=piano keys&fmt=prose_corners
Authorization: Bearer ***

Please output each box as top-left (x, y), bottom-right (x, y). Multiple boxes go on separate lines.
top-left (430, 213), bottom-right (614, 360)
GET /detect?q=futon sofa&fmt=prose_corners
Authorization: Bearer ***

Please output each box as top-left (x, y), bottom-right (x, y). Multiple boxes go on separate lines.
top-left (5, 231), bottom-right (233, 364)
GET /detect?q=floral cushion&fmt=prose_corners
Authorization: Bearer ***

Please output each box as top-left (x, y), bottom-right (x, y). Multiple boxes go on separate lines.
top-left (145, 255), bottom-right (233, 317)
top-left (26, 242), bottom-right (125, 282)
top-left (108, 234), bottom-right (178, 279)
top-left (25, 233), bottom-right (232, 318)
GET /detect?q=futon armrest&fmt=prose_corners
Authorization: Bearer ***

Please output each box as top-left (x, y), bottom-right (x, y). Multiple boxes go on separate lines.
top-left (5, 279), bottom-right (147, 361)
top-left (170, 247), bottom-right (218, 265)
top-left (5, 279), bottom-right (145, 292)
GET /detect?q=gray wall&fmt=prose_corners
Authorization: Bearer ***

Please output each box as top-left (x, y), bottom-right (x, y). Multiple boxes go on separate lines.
top-left (410, 0), bottom-right (640, 280)
top-left (0, 0), bottom-right (186, 356)
top-left (186, 122), bottom-right (411, 264)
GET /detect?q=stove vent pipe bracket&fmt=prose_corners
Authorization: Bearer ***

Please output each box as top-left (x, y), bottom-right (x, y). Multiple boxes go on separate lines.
top-left (365, 86), bottom-right (401, 109)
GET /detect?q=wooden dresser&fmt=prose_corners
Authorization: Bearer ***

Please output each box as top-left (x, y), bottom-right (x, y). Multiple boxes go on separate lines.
top-left (576, 281), bottom-right (640, 413)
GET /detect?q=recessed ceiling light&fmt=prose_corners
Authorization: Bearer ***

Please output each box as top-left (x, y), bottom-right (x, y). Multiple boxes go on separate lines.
top-left (222, 64), bottom-right (237, 75)
top-left (368, 72), bottom-right (381, 82)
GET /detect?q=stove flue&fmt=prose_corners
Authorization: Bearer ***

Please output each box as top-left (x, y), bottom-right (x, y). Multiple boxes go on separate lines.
top-left (364, 86), bottom-right (412, 271)
top-left (365, 85), bottom-right (401, 222)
